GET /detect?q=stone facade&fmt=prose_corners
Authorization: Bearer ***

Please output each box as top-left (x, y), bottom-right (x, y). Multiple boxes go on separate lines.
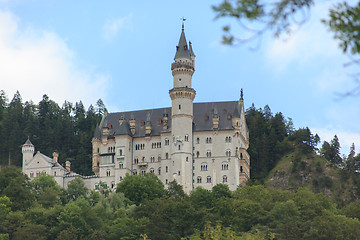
top-left (21, 26), bottom-right (250, 193)
top-left (91, 26), bottom-right (250, 193)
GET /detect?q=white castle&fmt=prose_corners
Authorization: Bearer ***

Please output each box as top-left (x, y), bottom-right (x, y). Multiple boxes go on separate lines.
top-left (22, 25), bottom-right (250, 193)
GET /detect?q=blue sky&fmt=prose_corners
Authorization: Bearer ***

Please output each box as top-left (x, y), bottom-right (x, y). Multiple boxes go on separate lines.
top-left (0, 0), bottom-right (359, 155)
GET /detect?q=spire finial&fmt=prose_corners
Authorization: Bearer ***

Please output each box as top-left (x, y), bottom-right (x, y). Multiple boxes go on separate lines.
top-left (240, 88), bottom-right (244, 101)
top-left (181, 17), bottom-right (186, 30)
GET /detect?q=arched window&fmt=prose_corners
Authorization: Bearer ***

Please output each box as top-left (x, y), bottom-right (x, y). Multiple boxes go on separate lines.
top-left (133, 170), bottom-right (137, 175)
top-left (106, 169), bottom-right (111, 176)
top-left (240, 166), bottom-right (243, 172)
top-left (206, 137), bottom-right (209, 144)
top-left (225, 136), bottom-right (228, 143)
top-left (197, 176), bottom-right (202, 183)
top-left (196, 151), bottom-right (200, 158)
top-left (229, 137), bottom-right (232, 143)
top-left (240, 153), bottom-right (243, 159)
top-left (207, 176), bottom-right (212, 183)
top-left (166, 166), bottom-right (168, 173)
top-left (158, 155), bottom-right (161, 161)
top-left (165, 138), bottom-right (169, 145)
top-left (165, 152), bottom-right (169, 159)
top-left (206, 151), bottom-right (211, 157)
top-left (158, 167), bottom-right (161, 175)
top-left (185, 135), bottom-right (189, 142)
top-left (223, 175), bottom-right (228, 183)
top-left (119, 149), bottom-right (123, 156)
top-left (178, 145), bottom-right (181, 150)
top-left (209, 137), bottom-right (212, 143)
top-left (201, 163), bottom-right (208, 171)
top-left (226, 150), bottom-right (231, 157)
top-left (222, 162), bottom-right (229, 170)
top-left (119, 162), bottom-right (123, 169)
top-left (196, 138), bottom-right (200, 144)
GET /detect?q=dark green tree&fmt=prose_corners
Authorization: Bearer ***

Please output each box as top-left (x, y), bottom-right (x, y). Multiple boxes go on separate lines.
top-left (116, 173), bottom-right (166, 206)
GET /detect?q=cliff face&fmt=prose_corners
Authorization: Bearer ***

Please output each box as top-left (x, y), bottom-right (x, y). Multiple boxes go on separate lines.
top-left (265, 150), bottom-right (360, 205)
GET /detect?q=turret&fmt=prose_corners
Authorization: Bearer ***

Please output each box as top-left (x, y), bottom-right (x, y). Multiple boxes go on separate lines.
top-left (169, 23), bottom-right (195, 192)
top-left (22, 138), bottom-right (34, 169)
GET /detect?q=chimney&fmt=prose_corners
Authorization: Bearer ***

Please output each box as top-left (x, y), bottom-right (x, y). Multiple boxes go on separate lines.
top-left (53, 152), bottom-right (59, 163)
top-left (145, 112), bottom-right (152, 135)
top-left (212, 106), bottom-right (219, 129)
top-left (65, 161), bottom-right (71, 172)
top-left (129, 114), bottom-right (136, 135)
top-left (163, 114), bottom-right (168, 130)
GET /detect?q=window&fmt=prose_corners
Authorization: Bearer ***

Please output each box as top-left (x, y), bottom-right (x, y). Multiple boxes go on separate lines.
top-left (196, 151), bottom-right (200, 158)
top-left (206, 137), bottom-right (212, 144)
top-left (120, 176), bottom-right (123, 181)
top-left (229, 137), bottom-right (232, 143)
top-left (158, 155), bottom-right (161, 161)
top-left (240, 166), bottom-right (243, 172)
top-left (226, 150), bottom-right (231, 157)
top-left (165, 138), bottom-right (169, 145)
top-left (133, 170), bottom-right (137, 175)
top-left (178, 171), bottom-right (181, 176)
top-left (30, 172), bottom-right (34, 178)
top-left (166, 166), bottom-right (168, 173)
top-left (197, 176), bottom-right (202, 183)
top-left (119, 149), bottom-right (123, 156)
top-left (111, 182), bottom-right (115, 189)
top-left (141, 170), bottom-right (146, 175)
top-left (240, 153), bottom-right (243, 159)
top-left (201, 163), bottom-right (208, 171)
top-left (36, 172), bottom-right (39, 177)
top-left (223, 175), bottom-right (228, 183)
top-left (54, 171), bottom-right (56, 176)
top-left (165, 152), bottom-right (169, 159)
top-left (158, 167), bottom-right (161, 175)
top-left (134, 158), bottom-right (139, 164)
top-left (222, 163), bottom-right (229, 170)
top-left (179, 104), bottom-right (181, 110)
top-left (178, 145), bottom-right (181, 150)
top-left (196, 138), bottom-right (200, 144)
top-left (150, 156), bottom-right (155, 162)
top-left (186, 157), bottom-right (189, 162)
top-left (207, 176), bottom-right (212, 183)
top-left (185, 135), bottom-right (189, 142)
top-left (150, 168), bottom-right (155, 174)
top-left (206, 151), bottom-right (211, 157)
top-left (106, 169), bottom-right (111, 176)
top-left (119, 162), bottom-right (123, 169)
top-left (166, 179), bottom-right (168, 184)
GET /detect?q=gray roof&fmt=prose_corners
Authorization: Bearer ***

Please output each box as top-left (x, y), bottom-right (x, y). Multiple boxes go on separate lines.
top-left (115, 121), bottom-right (132, 136)
top-left (174, 28), bottom-right (191, 60)
top-left (24, 138), bottom-right (33, 146)
top-left (94, 101), bottom-right (243, 139)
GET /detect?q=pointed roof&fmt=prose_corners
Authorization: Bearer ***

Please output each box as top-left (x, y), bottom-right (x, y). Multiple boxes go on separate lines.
top-left (94, 123), bottom-right (101, 139)
top-left (115, 121), bottom-right (132, 136)
top-left (189, 41), bottom-right (195, 57)
top-left (174, 26), bottom-right (191, 60)
top-left (24, 138), bottom-right (33, 146)
top-left (233, 105), bottom-right (240, 118)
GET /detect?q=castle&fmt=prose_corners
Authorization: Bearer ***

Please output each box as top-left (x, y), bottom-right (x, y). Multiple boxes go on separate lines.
top-left (22, 25), bottom-right (250, 193)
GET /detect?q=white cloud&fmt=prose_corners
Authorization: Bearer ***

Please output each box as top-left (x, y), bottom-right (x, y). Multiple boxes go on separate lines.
top-left (264, 1), bottom-right (343, 74)
top-left (0, 10), bottom-right (109, 107)
top-left (312, 127), bottom-right (360, 156)
top-left (102, 13), bottom-right (133, 41)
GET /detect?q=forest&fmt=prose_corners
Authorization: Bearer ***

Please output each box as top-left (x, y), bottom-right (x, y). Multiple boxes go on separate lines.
top-left (1, 89), bottom-right (360, 239)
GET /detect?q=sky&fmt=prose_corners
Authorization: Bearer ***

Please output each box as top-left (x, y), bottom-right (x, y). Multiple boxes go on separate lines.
top-left (0, 0), bottom-right (359, 155)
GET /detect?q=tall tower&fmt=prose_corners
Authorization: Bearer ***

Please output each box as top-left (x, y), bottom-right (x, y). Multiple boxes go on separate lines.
top-left (169, 23), bottom-right (196, 192)
top-left (22, 138), bottom-right (34, 170)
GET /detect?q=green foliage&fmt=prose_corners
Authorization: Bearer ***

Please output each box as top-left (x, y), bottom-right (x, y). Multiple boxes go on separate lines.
top-left (325, 1), bottom-right (360, 55)
top-left (31, 173), bottom-right (62, 207)
top-left (116, 173), bottom-right (166, 206)
top-left (64, 178), bottom-right (89, 202)
top-left (212, 0), bottom-right (314, 44)
top-left (0, 166), bottom-right (34, 211)
top-left (0, 90), bottom-right (104, 175)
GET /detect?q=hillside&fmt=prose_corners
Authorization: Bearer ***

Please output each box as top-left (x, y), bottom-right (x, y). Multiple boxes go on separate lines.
top-left (266, 150), bottom-right (360, 205)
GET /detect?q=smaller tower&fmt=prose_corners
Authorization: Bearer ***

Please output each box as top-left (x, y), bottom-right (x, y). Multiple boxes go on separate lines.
top-left (22, 138), bottom-right (34, 169)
